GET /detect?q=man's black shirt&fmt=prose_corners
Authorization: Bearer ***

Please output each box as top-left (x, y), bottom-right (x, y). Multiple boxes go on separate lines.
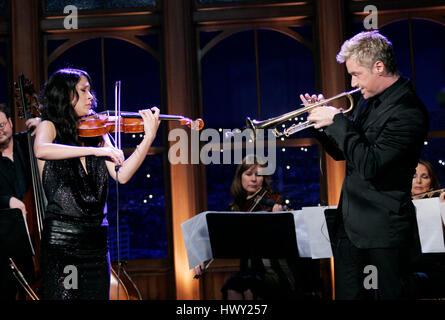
top-left (0, 133), bottom-right (30, 208)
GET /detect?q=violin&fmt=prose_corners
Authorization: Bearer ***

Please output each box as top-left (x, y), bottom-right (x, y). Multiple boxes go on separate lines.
top-left (77, 110), bottom-right (204, 137)
top-left (244, 188), bottom-right (287, 212)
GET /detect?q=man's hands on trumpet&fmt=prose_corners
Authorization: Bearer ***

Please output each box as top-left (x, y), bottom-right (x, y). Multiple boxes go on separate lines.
top-left (300, 93), bottom-right (341, 129)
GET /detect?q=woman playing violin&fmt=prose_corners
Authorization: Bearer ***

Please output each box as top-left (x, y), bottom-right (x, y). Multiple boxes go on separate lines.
top-left (33, 68), bottom-right (160, 300)
top-left (228, 155), bottom-right (284, 213)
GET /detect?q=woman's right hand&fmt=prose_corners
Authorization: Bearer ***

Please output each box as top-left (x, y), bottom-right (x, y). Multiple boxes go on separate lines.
top-left (95, 146), bottom-right (124, 167)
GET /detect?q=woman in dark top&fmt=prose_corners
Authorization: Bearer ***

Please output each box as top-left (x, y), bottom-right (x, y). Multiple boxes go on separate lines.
top-left (34, 68), bottom-right (160, 299)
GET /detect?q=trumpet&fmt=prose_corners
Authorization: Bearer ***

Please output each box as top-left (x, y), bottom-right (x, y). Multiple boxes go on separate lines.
top-left (246, 88), bottom-right (361, 138)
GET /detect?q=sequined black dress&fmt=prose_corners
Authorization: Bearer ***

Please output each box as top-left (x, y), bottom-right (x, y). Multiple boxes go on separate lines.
top-left (40, 155), bottom-right (110, 300)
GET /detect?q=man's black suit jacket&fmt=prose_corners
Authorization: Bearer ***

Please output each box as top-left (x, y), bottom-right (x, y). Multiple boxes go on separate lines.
top-left (315, 77), bottom-right (429, 249)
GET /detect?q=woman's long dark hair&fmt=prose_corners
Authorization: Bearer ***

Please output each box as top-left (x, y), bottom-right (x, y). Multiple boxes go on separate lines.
top-left (41, 68), bottom-right (96, 146)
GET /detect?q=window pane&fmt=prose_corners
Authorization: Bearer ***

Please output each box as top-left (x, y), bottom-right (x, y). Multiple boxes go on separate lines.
top-left (275, 145), bottom-right (320, 209)
top-left (104, 0), bottom-right (157, 8)
top-left (103, 37), bottom-right (162, 147)
top-left (201, 30), bottom-right (258, 130)
top-left (45, 0), bottom-right (157, 11)
top-left (206, 162), bottom-right (238, 211)
top-left (46, 0), bottom-right (101, 11)
top-left (420, 137), bottom-right (445, 188)
top-left (257, 28), bottom-right (314, 139)
top-left (107, 153), bottom-right (168, 259)
top-left (411, 19), bottom-right (445, 131)
top-left (258, 29), bottom-right (314, 119)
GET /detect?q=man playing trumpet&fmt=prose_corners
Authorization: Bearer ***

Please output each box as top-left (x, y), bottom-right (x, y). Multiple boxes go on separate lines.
top-left (300, 30), bottom-right (429, 300)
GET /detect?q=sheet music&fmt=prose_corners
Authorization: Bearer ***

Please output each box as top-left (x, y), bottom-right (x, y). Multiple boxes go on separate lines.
top-left (181, 212), bottom-right (213, 269)
top-left (181, 208), bottom-right (334, 269)
top-left (441, 201), bottom-right (445, 227)
top-left (301, 206), bottom-right (334, 259)
top-left (293, 210), bottom-right (311, 258)
top-left (413, 198), bottom-right (445, 253)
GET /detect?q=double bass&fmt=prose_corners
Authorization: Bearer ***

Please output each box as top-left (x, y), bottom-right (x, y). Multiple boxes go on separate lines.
top-left (11, 74), bottom-right (45, 300)
top-left (109, 261), bottom-right (142, 300)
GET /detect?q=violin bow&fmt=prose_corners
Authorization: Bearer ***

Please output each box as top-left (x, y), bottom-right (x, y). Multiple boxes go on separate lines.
top-left (248, 189), bottom-right (268, 212)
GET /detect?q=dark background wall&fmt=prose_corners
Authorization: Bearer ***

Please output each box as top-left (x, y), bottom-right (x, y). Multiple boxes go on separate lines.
top-left (4, 0), bottom-right (445, 300)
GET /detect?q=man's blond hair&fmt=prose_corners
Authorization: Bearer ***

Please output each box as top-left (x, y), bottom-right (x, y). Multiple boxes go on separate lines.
top-left (336, 30), bottom-right (399, 75)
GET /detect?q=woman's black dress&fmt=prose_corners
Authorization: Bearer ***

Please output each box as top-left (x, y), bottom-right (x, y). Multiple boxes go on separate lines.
top-left (40, 155), bottom-right (110, 300)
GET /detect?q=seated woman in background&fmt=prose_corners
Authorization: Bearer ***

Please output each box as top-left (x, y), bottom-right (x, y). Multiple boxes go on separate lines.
top-left (411, 159), bottom-right (443, 200)
top-left (219, 155), bottom-right (319, 300)
top-left (409, 159), bottom-right (445, 298)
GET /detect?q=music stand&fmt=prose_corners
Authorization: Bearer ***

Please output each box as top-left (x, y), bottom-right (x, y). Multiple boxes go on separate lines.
top-left (0, 208), bottom-right (34, 257)
top-left (206, 212), bottom-right (298, 259)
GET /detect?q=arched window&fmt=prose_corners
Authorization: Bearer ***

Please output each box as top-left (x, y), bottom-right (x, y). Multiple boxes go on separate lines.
top-left (200, 26), bottom-right (321, 211)
top-left (47, 36), bottom-right (168, 260)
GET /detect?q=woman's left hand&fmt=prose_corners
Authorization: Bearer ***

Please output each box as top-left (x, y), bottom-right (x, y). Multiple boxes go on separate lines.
top-left (440, 192), bottom-right (445, 202)
top-left (139, 107), bottom-right (160, 142)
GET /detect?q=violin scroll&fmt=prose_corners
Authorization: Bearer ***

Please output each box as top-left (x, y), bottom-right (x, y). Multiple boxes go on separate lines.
top-left (181, 117), bottom-right (204, 131)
